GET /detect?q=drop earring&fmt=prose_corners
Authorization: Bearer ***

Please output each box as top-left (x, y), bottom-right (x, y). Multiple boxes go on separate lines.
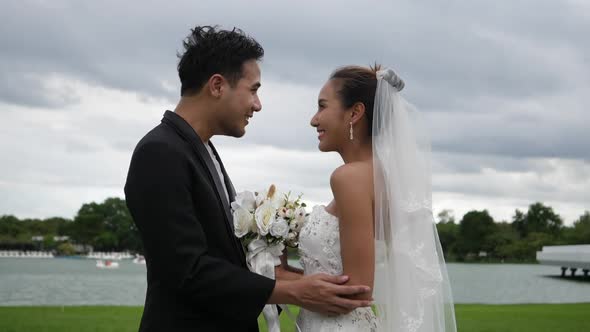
top-left (349, 122), bottom-right (354, 141)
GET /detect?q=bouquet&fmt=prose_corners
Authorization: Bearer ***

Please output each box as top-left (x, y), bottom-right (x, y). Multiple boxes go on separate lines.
top-left (231, 184), bottom-right (307, 332)
top-left (231, 184), bottom-right (307, 249)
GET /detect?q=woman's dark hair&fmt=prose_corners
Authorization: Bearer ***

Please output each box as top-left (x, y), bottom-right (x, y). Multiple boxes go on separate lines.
top-left (330, 64), bottom-right (382, 134)
top-left (177, 25), bottom-right (264, 96)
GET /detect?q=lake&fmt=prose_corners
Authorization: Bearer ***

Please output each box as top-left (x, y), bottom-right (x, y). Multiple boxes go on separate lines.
top-left (1, 258), bottom-right (589, 306)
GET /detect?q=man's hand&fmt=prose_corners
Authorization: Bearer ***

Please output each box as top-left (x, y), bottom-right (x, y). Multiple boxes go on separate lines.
top-left (268, 273), bottom-right (372, 316)
top-left (294, 273), bottom-right (372, 316)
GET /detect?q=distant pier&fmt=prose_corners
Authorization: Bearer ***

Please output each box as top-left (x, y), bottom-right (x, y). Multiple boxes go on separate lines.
top-left (536, 245), bottom-right (590, 277)
top-left (0, 250), bottom-right (54, 258)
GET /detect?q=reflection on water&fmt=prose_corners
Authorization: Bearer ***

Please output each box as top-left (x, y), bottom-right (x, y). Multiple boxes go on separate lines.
top-left (1, 258), bottom-right (589, 305)
top-left (447, 263), bottom-right (590, 304)
top-left (0, 258), bottom-right (146, 306)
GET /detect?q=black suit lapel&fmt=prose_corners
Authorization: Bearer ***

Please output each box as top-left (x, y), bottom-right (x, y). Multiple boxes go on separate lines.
top-left (161, 111), bottom-right (239, 253)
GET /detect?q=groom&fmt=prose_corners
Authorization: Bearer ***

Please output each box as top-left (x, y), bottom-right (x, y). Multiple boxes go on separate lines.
top-left (124, 26), bottom-right (372, 332)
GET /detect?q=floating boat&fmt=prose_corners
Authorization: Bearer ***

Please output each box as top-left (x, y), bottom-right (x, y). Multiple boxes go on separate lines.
top-left (133, 255), bottom-right (146, 265)
top-left (96, 259), bottom-right (119, 269)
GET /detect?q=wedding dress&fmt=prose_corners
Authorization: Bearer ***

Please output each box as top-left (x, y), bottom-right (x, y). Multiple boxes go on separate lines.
top-left (296, 205), bottom-right (378, 331)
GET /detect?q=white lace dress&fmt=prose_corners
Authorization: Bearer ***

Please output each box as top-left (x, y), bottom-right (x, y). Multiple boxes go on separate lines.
top-left (296, 205), bottom-right (378, 331)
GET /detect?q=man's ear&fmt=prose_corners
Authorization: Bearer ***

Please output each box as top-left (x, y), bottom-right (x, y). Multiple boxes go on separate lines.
top-left (208, 74), bottom-right (225, 98)
top-left (350, 102), bottom-right (366, 125)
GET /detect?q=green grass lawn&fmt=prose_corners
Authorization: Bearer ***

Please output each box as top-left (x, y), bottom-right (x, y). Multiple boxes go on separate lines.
top-left (0, 304), bottom-right (588, 332)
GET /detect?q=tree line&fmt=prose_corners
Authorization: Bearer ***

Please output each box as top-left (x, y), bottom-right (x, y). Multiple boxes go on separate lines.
top-left (436, 203), bottom-right (590, 262)
top-left (0, 198), bottom-right (141, 255)
top-left (1, 198), bottom-right (588, 261)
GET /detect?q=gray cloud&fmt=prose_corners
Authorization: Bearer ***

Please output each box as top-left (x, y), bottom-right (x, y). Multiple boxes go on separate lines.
top-left (0, 0), bottom-right (588, 222)
top-left (3, 1), bottom-right (588, 107)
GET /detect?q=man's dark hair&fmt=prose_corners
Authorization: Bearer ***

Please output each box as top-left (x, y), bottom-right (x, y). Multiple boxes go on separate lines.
top-left (177, 25), bottom-right (264, 96)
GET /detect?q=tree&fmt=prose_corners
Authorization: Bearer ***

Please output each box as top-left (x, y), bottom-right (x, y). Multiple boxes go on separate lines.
top-left (0, 215), bottom-right (32, 249)
top-left (436, 210), bottom-right (458, 258)
top-left (94, 232), bottom-right (118, 250)
top-left (526, 202), bottom-right (563, 236)
top-left (100, 198), bottom-right (141, 252)
top-left (512, 202), bottom-right (563, 238)
top-left (42, 235), bottom-right (57, 251)
top-left (569, 211), bottom-right (590, 244)
top-left (70, 197), bottom-right (141, 252)
top-left (456, 210), bottom-right (495, 259)
top-left (43, 217), bottom-right (72, 235)
top-left (56, 242), bottom-right (76, 256)
top-left (0, 215), bottom-right (24, 238)
top-left (512, 209), bottom-right (527, 238)
top-left (72, 202), bottom-right (105, 246)
top-left (485, 222), bottom-right (519, 260)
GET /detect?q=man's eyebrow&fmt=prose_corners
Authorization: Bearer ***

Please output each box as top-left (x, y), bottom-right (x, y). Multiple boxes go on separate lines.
top-left (252, 82), bottom-right (261, 89)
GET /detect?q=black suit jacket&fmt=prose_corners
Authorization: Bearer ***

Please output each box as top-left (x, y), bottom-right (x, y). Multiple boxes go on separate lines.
top-left (125, 111), bottom-right (275, 332)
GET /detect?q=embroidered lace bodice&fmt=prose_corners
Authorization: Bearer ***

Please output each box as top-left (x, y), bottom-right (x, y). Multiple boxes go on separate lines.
top-left (296, 205), bottom-right (377, 331)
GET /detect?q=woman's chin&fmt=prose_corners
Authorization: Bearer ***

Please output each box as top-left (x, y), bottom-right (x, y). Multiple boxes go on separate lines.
top-left (317, 143), bottom-right (332, 152)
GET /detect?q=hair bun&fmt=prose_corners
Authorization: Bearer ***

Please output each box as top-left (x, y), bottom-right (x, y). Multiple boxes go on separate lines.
top-left (377, 68), bottom-right (405, 91)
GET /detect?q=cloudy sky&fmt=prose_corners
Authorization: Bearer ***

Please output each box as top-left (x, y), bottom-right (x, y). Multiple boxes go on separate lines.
top-left (1, 0), bottom-right (588, 225)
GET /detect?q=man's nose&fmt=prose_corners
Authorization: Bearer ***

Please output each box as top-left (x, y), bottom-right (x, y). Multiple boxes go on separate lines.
top-left (253, 96), bottom-right (262, 112)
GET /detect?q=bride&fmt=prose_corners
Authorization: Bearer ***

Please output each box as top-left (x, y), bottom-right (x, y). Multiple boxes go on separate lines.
top-left (280, 65), bottom-right (457, 331)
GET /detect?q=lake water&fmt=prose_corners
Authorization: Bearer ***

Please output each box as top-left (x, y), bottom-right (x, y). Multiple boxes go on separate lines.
top-left (1, 258), bottom-right (589, 306)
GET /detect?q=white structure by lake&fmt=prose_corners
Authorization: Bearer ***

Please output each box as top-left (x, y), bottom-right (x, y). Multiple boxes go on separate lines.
top-left (537, 245), bottom-right (590, 277)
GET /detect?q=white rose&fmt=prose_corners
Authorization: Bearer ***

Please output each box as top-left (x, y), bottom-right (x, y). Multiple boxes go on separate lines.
top-left (270, 218), bottom-right (289, 238)
top-left (289, 220), bottom-right (298, 230)
top-left (255, 201), bottom-right (277, 236)
top-left (295, 207), bottom-right (307, 222)
top-left (285, 208), bottom-right (295, 219)
top-left (287, 232), bottom-right (297, 241)
top-left (233, 207), bottom-right (254, 238)
top-left (292, 219), bottom-right (305, 232)
top-left (231, 191), bottom-right (256, 212)
top-left (278, 207), bottom-right (288, 218)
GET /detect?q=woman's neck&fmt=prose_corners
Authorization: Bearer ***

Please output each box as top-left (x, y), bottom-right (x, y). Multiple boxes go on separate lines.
top-left (339, 141), bottom-right (372, 164)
